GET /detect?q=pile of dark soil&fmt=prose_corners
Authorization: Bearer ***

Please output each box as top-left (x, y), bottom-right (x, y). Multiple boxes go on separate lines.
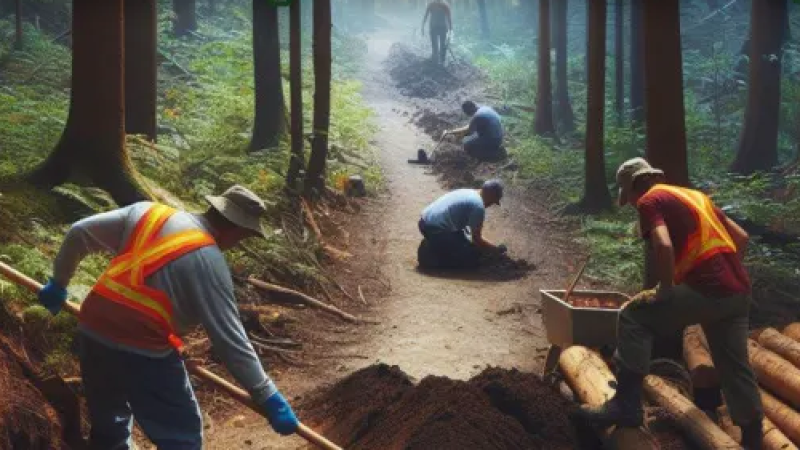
top-left (412, 108), bottom-right (462, 138)
top-left (0, 336), bottom-right (66, 450)
top-left (385, 43), bottom-right (483, 99)
top-left (301, 364), bottom-right (576, 450)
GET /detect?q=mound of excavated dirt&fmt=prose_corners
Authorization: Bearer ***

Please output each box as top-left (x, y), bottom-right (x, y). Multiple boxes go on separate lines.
top-left (0, 337), bottom-right (66, 450)
top-left (302, 364), bottom-right (576, 450)
top-left (412, 108), bottom-right (462, 138)
top-left (385, 44), bottom-right (483, 99)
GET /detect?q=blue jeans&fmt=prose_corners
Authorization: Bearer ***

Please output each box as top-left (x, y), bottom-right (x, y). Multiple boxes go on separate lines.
top-left (79, 334), bottom-right (203, 450)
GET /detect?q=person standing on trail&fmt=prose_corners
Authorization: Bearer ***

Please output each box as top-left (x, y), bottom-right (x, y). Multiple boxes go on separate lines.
top-left (421, 0), bottom-right (452, 65)
top-left (38, 185), bottom-right (299, 449)
top-left (417, 179), bottom-right (506, 270)
top-left (444, 100), bottom-right (506, 162)
top-left (575, 158), bottom-right (764, 450)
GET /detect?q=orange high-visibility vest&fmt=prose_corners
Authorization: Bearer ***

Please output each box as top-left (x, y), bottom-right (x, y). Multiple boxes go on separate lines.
top-left (88, 204), bottom-right (216, 349)
top-left (640, 185), bottom-right (737, 284)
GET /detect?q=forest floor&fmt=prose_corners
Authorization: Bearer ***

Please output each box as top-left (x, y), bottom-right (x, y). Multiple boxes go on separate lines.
top-left (200, 23), bottom-right (593, 450)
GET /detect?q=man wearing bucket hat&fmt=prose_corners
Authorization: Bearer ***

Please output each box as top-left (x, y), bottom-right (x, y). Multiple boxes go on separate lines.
top-left (38, 185), bottom-right (298, 449)
top-left (417, 179), bottom-right (507, 269)
top-left (575, 158), bottom-right (763, 449)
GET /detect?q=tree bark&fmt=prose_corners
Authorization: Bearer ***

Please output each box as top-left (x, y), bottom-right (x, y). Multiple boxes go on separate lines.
top-left (477, 0), bottom-right (490, 38)
top-left (642, 0), bottom-right (689, 186)
top-left (286, 0), bottom-right (305, 192)
top-left (614, 0), bottom-right (624, 127)
top-left (731, 0), bottom-right (787, 175)
top-left (630, 0), bottom-right (645, 125)
top-left (534, 0), bottom-right (556, 136)
top-left (124, 0), bottom-right (158, 141)
top-left (579, 0), bottom-right (612, 213)
top-left (303, 0), bottom-right (332, 199)
top-left (28, 0), bottom-right (148, 206)
top-left (173, 0), bottom-right (198, 37)
top-left (553, 0), bottom-right (574, 132)
top-left (250, 0), bottom-right (286, 152)
top-left (14, 0), bottom-right (21, 50)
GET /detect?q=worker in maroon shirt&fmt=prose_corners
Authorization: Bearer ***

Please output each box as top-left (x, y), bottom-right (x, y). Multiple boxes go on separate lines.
top-left (575, 158), bottom-right (764, 449)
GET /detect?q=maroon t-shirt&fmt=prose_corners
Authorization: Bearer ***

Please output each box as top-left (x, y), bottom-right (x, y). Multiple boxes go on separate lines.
top-left (636, 187), bottom-right (751, 298)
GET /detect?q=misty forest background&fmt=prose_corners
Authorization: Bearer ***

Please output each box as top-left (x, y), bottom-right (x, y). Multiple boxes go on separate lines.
top-left (1, 0), bottom-right (800, 371)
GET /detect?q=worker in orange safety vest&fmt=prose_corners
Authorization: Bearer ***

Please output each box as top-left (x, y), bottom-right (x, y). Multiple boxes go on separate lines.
top-left (574, 158), bottom-right (764, 450)
top-left (38, 185), bottom-right (298, 449)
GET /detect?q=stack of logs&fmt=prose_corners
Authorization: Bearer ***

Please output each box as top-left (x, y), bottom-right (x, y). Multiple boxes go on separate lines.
top-left (558, 323), bottom-right (800, 450)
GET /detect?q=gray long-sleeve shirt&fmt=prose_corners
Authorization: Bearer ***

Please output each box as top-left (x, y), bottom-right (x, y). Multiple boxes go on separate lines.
top-left (53, 201), bottom-right (276, 403)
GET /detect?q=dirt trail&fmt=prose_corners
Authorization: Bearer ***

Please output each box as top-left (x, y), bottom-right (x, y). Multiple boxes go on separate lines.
top-left (202, 26), bottom-right (577, 450)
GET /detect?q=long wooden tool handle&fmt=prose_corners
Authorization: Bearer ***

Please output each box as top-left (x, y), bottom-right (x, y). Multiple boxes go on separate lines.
top-left (0, 261), bottom-right (343, 450)
top-left (563, 256), bottom-right (590, 304)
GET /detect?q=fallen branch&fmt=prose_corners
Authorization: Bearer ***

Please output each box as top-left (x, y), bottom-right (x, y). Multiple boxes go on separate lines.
top-left (301, 198), bottom-right (352, 260)
top-left (683, 325), bottom-right (719, 388)
top-left (357, 285), bottom-right (367, 305)
top-left (246, 276), bottom-right (359, 323)
top-left (250, 340), bottom-right (301, 356)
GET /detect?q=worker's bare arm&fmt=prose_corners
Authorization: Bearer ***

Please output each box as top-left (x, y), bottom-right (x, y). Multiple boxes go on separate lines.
top-left (445, 125), bottom-right (470, 137)
top-left (472, 224), bottom-right (496, 249)
top-left (52, 203), bottom-right (140, 286)
top-left (649, 225), bottom-right (676, 296)
top-left (722, 214), bottom-right (749, 261)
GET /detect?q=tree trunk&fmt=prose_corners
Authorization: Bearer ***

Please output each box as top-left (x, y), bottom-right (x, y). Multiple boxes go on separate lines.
top-left (28, 0), bottom-right (148, 206)
top-left (303, 0), bottom-right (332, 199)
top-left (173, 0), bottom-right (197, 37)
top-left (124, 0), bottom-right (158, 141)
top-left (286, 0), bottom-right (305, 192)
top-left (534, 0), bottom-right (556, 136)
top-left (731, 0), bottom-right (787, 175)
top-left (554, 0), bottom-right (574, 132)
top-left (250, 0), bottom-right (286, 152)
top-left (477, 0), bottom-right (490, 38)
top-left (579, 0), bottom-right (612, 212)
top-left (642, 0), bottom-right (689, 186)
top-left (630, 0), bottom-right (645, 125)
top-left (614, 0), bottom-right (624, 127)
top-left (14, 0), bottom-right (21, 50)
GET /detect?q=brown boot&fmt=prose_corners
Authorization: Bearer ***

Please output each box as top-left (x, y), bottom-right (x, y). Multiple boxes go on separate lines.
top-left (571, 367), bottom-right (644, 428)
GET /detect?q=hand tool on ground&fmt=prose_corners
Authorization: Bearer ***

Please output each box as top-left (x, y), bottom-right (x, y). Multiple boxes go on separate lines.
top-left (408, 132), bottom-right (447, 164)
top-left (0, 261), bottom-right (342, 450)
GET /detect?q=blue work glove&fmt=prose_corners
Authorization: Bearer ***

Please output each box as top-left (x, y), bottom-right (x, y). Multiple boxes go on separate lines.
top-left (262, 391), bottom-right (299, 436)
top-left (38, 278), bottom-right (67, 315)
top-left (496, 244), bottom-right (508, 254)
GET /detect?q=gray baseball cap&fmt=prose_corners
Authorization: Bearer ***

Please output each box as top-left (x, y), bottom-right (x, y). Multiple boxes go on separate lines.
top-left (482, 179), bottom-right (504, 205)
top-left (205, 185), bottom-right (268, 237)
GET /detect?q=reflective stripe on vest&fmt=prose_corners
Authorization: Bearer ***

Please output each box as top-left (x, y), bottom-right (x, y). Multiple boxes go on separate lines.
top-left (89, 204), bottom-right (216, 349)
top-left (640, 185), bottom-right (737, 284)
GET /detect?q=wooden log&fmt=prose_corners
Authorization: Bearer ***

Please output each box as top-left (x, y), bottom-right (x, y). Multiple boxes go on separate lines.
top-left (758, 327), bottom-right (800, 370)
top-left (718, 402), bottom-right (799, 449)
top-left (783, 323), bottom-right (800, 343)
top-left (246, 276), bottom-right (359, 323)
top-left (761, 388), bottom-right (800, 445)
top-left (683, 325), bottom-right (719, 388)
top-left (558, 346), bottom-right (659, 449)
top-left (643, 375), bottom-right (739, 449)
top-left (300, 198), bottom-right (352, 260)
top-left (748, 339), bottom-right (800, 407)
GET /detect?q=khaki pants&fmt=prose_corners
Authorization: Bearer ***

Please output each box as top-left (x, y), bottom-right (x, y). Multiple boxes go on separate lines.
top-left (615, 284), bottom-right (763, 426)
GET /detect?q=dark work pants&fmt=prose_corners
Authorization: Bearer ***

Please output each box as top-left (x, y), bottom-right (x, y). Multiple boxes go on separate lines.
top-left (418, 219), bottom-right (480, 269)
top-left (463, 133), bottom-right (504, 162)
top-left (430, 27), bottom-right (447, 65)
top-left (615, 285), bottom-right (763, 426)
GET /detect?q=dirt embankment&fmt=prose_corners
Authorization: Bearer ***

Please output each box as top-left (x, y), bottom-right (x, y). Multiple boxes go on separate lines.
top-left (0, 307), bottom-right (70, 450)
top-left (300, 364), bottom-right (577, 450)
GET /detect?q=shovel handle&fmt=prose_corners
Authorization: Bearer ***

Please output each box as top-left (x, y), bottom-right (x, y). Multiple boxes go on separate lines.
top-left (0, 261), bottom-right (343, 450)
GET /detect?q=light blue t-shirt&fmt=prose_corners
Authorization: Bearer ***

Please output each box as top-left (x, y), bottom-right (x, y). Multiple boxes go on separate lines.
top-left (468, 106), bottom-right (503, 140)
top-left (421, 189), bottom-right (485, 232)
